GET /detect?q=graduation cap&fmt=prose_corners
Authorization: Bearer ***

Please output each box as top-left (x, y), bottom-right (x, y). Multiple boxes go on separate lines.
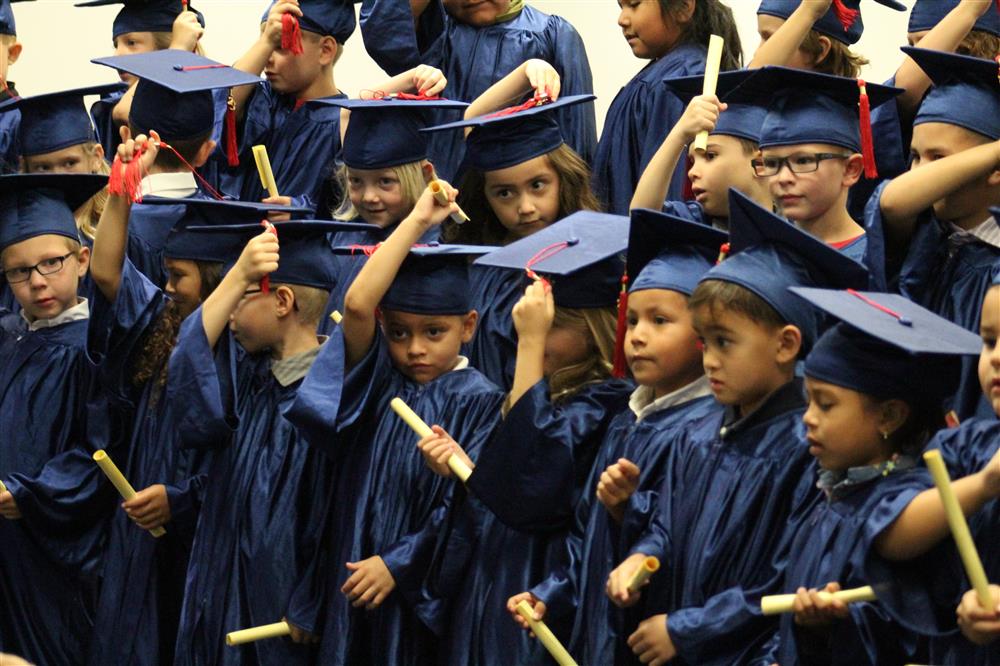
top-left (700, 189), bottom-right (869, 352)
top-left (757, 0), bottom-right (905, 45)
top-left (0, 173), bottom-right (108, 249)
top-left (75, 0), bottom-right (205, 39)
top-left (904, 47), bottom-right (1000, 141)
top-left (423, 94), bottom-right (596, 171)
top-left (313, 97), bottom-right (468, 170)
top-left (260, 0), bottom-right (356, 43)
top-left (908, 0), bottom-right (1000, 38)
top-left (627, 208), bottom-right (728, 296)
top-left (0, 83), bottom-right (127, 157)
top-left (664, 70), bottom-right (767, 144)
top-left (792, 287), bottom-right (982, 406)
top-left (0, 0), bottom-right (31, 36)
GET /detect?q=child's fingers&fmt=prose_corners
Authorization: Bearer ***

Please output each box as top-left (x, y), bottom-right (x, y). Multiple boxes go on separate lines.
top-left (617, 458), bottom-right (640, 478)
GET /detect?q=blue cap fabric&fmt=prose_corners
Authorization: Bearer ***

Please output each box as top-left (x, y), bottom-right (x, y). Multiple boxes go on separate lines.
top-left (757, 0), bottom-right (906, 45)
top-left (423, 94), bottom-right (596, 171)
top-left (0, 174), bottom-right (107, 249)
top-left (75, 0), bottom-right (205, 39)
top-left (700, 189), bottom-right (869, 351)
top-left (0, 0), bottom-right (31, 35)
top-left (92, 50), bottom-right (260, 140)
top-left (260, 0), bottom-right (356, 42)
top-left (0, 83), bottom-right (127, 157)
top-left (313, 97), bottom-right (467, 170)
top-left (792, 287), bottom-right (982, 406)
top-left (474, 211), bottom-right (628, 308)
top-left (664, 70), bottom-right (766, 144)
top-left (905, 47), bottom-right (1000, 141)
top-left (627, 208), bottom-right (728, 296)
top-left (909, 0), bottom-right (1000, 37)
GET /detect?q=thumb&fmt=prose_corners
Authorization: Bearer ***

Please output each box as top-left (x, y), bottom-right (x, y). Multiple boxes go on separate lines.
top-left (618, 458), bottom-right (641, 477)
top-left (345, 561), bottom-right (360, 571)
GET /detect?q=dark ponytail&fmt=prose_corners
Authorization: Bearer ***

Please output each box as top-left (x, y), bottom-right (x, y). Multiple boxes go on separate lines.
top-left (661, 0), bottom-right (743, 71)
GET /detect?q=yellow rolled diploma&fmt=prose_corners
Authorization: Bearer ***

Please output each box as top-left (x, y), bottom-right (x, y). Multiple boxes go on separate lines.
top-left (515, 600), bottom-right (578, 666)
top-left (92, 449), bottom-right (166, 538)
top-left (0, 479), bottom-right (7, 494)
top-left (924, 449), bottom-right (993, 608)
top-left (626, 556), bottom-right (661, 593)
top-left (329, 310), bottom-right (343, 325)
top-left (429, 180), bottom-right (471, 225)
top-left (226, 621), bottom-right (291, 646)
top-left (692, 34), bottom-right (725, 153)
top-left (389, 397), bottom-right (472, 482)
top-left (760, 585), bottom-right (876, 615)
top-left (252, 145), bottom-right (280, 198)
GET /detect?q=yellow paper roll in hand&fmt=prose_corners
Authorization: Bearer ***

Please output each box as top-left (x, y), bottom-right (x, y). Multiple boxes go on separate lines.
top-left (252, 145), bottom-right (280, 198)
top-left (226, 621), bottom-right (291, 646)
top-left (626, 556), bottom-right (661, 593)
top-left (760, 585), bottom-right (876, 615)
top-left (93, 450), bottom-right (166, 538)
top-left (924, 449), bottom-right (993, 608)
top-left (0, 479), bottom-right (7, 494)
top-left (515, 600), bottom-right (578, 666)
top-left (390, 397), bottom-right (473, 482)
top-left (692, 34), bottom-right (725, 153)
top-left (329, 310), bottom-right (343, 325)
top-left (429, 180), bottom-right (471, 225)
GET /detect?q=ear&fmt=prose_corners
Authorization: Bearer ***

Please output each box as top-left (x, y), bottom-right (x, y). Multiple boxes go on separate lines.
top-left (774, 324), bottom-right (803, 365)
top-left (877, 399), bottom-right (910, 438)
top-left (986, 167), bottom-right (1000, 187)
top-left (274, 285), bottom-right (297, 318)
top-left (811, 35), bottom-right (833, 67)
top-left (460, 309), bottom-right (478, 344)
top-left (675, 0), bottom-right (696, 24)
top-left (6, 42), bottom-right (22, 66)
top-left (842, 153), bottom-right (864, 188)
top-left (90, 143), bottom-right (106, 170)
top-left (319, 36), bottom-right (339, 66)
top-left (192, 139), bottom-right (217, 168)
top-left (75, 247), bottom-right (91, 276)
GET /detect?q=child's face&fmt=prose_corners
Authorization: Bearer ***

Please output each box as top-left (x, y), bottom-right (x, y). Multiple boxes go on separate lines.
top-left (617, 0), bottom-right (683, 60)
top-left (229, 285), bottom-right (281, 354)
top-left (23, 144), bottom-right (104, 176)
top-left (347, 167), bottom-right (409, 229)
top-left (3, 235), bottom-right (87, 322)
top-left (687, 136), bottom-right (760, 218)
top-left (380, 309), bottom-right (477, 384)
top-left (626, 288), bottom-right (704, 398)
top-left (979, 285), bottom-right (1000, 418)
top-left (264, 32), bottom-right (329, 96)
top-left (113, 32), bottom-right (157, 84)
top-left (164, 258), bottom-right (203, 320)
top-left (483, 155), bottom-right (561, 242)
top-left (760, 143), bottom-right (858, 226)
top-left (443, 0), bottom-right (511, 26)
top-left (803, 377), bottom-right (891, 471)
top-left (910, 122), bottom-right (997, 224)
top-left (755, 15), bottom-right (815, 71)
top-left (543, 324), bottom-right (591, 377)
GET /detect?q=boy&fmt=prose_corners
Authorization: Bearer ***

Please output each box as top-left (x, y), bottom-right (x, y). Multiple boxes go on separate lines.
top-left (604, 189), bottom-right (869, 665)
top-left (0, 0), bottom-right (27, 173)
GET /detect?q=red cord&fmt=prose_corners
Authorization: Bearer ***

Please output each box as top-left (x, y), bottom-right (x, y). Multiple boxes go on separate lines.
top-left (611, 272), bottom-right (629, 379)
top-left (846, 289), bottom-right (912, 326)
top-left (484, 93), bottom-right (551, 119)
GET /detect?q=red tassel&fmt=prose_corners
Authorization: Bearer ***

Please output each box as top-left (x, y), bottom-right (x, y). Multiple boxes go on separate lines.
top-left (225, 94), bottom-right (239, 167)
top-left (611, 272), bottom-right (629, 379)
top-left (830, 0), bottom-right (860, 32)
top-left (282, 13), bottom-right (304, 55)
top-left (260, 220), bottom-right (277, 294)
top-left (856, 79), bottom-right (877, 179)
top-left (108, 142), bottom-right (149, 203)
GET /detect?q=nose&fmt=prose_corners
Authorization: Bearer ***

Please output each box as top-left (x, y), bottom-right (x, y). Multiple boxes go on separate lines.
top-left (802, 403), bottom-right (819, 429)
top-left (517, 192), bottom-right (536, 216)
top-left (27, 268), bottom-right (47, 289)
top-left (701, 347), bottom-right (720, 371)
top-left (688, 158), bottom-right (703, 182)
top-left (775, 160), bottom-right (796, 182)
top-left (362, 186), bottom-right (380, 204)
top-left (407, 337), bottom-right (426, 358)
top-left (617, 6), bottom-right (628, 27)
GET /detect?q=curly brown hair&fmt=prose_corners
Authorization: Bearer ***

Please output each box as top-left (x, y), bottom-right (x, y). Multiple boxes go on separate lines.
top-left (799, 30), bottom-right (869, 78)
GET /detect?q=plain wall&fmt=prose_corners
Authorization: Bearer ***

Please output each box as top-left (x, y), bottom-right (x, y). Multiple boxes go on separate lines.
top-left (9, 0), bottom-right (916, 131)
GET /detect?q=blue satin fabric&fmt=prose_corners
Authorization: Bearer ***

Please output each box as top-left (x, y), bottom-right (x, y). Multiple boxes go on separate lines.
top-left (358, 1), bottom-right (596, 181)
top-left (89, 89), bottom-right (125, 164)
top-left (591, 44), bottom-right (705, 214)
top-left (0, 103), bottom-right (18, 174)
top-left (464, 264), bottom-right (526, 391)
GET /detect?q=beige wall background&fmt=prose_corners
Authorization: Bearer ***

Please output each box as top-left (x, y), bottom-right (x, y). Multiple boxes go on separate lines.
top-left (10, 0), bottom-right (915, 130)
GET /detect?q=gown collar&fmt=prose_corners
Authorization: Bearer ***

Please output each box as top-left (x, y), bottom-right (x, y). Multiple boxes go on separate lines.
top-left (719, 377), bottom-right (805, 439)
top-left (629, 375), bottom-right (711, 421)
top-left (271, 336), bottom-right (328, 386)
top-left (22, 297), bottom-right (89, 331)
top-left (817, 453), bottom-right (918, 501)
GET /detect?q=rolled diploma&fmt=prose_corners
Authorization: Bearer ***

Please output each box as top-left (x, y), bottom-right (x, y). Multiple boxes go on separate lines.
top-left (924, 449), bottom-right (993, 608)
top-left (0, 479), bottom-right (6, 494)
top-left (93, 449), bottom-right (166, 538)
top-left (226, 621), bottom-right (291, 646)
top-left (626, 556), bottom-right (661, 593)
top-left (389, 397), bottom-right (472, 482)
top-left (329, 310), bottom-right (343, 325)
top-left (515, 600), bottom-right (578, 666)
top-left (760, 585), bottom-right (876, 615)
top-left (429, 180), bottom-right (471, 225)
top-left (252, 145), bottom-right (280, 198)
top-left (692, 34), bottom-right (725, 153)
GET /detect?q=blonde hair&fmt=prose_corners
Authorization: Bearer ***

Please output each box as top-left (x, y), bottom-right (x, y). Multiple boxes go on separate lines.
top-left (800, 30), bottom-right (869, 78)
top-left (151, 31), bottom-right (205, 56)
top-left (548, 306), bottom-right (618, 403)
top-left (76, 143), bottom-right (111, 241)
top-left (332, 161), bottom-right (426, 221)
top-left (285, 283), bottom-right (331, 326)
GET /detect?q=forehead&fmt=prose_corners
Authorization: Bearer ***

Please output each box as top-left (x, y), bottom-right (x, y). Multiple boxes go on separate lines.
top-left (760, 143), bottom-right (845, 157)
top-left (628, 287), bottom-right (689, 312)
top-left (2, 234), bottom-right (71, 264)
top-left (483, 154), bottom-right (556, 185)
top-left (26, 144), bottom-right (88, 163)
top-left (382, 309), bottom-right (458, 327)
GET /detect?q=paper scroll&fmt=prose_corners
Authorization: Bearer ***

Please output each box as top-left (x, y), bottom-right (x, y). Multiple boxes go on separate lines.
top-left (390, 397), bottom-right (472, 482)
top-left (760, 585), bottom-right (876, 615)
top-left (515, 600), bottom-right (578, 666)
top-left (692, 34), bottom-right (725, 153)
top-left (226, 621), bottom-right (291, 646)
top-left (93, 449), bottom-right (166, 538)
top-left (626, 556), bottom-right (660, 593)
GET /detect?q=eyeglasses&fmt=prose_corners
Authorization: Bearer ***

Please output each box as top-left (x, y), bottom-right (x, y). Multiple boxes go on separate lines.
top-left (4, 253), bottom-right (75, 284)
top-left (751, 153), bottom-right (852, 177)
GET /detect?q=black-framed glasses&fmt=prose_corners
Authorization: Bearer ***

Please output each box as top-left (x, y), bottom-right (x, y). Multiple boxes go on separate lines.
top-left (4, 253), bottom-right (75, 284)
top-left (751, 152), bottom-right (852, 177)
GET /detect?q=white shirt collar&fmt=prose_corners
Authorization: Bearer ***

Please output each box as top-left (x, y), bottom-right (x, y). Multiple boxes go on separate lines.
top-left (138, 172), bottom-right (198, 199)
top-left (951, 216), bottom-right (1000, 251)
top-left (452, 356), bottom-right (470, 371)
top-left (22, 297), bottom-right (90, 331)
top-left (629, 375), bottom-right (712, 421)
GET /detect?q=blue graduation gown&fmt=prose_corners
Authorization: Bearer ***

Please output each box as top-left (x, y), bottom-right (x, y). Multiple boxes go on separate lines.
top-left (433, 377), bottom-right (633, 665)
top-left (847, 74), bottom-right (909, 222)
top-left (465, 263), bottom-right (526, 390)
top-left (359, 0), bottom-right (596, 180)
top-left (0, 97), bottom-right (18, 174)
top-left (591, 44), bottom-right (706, 214)
top-left (90, 88), bottom-right (125, 163)
top-left (530, 387), bottom-right (720, 666)
top-left (85, 259), bottom-right (216, 666)
top-left (128, 192), bottom-right (213, 288)
top-left (170, 312), bottom-right (332, 666)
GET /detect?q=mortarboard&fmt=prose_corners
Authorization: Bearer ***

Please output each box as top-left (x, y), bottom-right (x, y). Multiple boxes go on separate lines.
top-left (757, 0), bottom-right (905, 45)
top-left (75, 0), bottom-right (205, 39)
top-left (908, 0), bottom-right (1000, 38)
top-left (0, 0), bottom-right (32, 36)
top-left (260, 0), bottom-right (356, 43)
top-left (664, 70), bottom-right (767, 144)
top-left (627, 208), bottom-right (728, 296)
top-left (700, 189), bottom-right (869, 351)
top-left (312, 97), bottom-right (467, 170)
top-left (0, 83), bottom-right (127, 157)
top-left (792, 287), bottom-right (982, 406)
top-left (904, 47), bottom-right (1000, 141)
top-left (423, 94), bottom-right (596, 172)
top-left (0, 173), bottom-right (108, 249)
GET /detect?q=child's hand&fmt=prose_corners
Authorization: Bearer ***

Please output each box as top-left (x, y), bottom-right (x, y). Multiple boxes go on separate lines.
top-left (123, 484), bottom-right (171, 531)
top-left (0, 489), bottom-right (21, 520)
top-left (283, 617), bottom-right (320, 645)
top-left (596, 458), bottom-right (640, 522)
top-left (523, 59), bottom-right (561, 101)
top-left (957, 585), bottom-right (1000, 645)
top-left (792, 582), bottom-right (849, 627)
top-left (417, 425), bottom-right (474, 478)
top-left (406, 181), bottom-right (460, 229)
top-left (980, 446), bottom-right (1000, 498)
top-left (342, 556), bottom-right (396, 610)
top-left (170, 9), bottom-right (204, 51)
top-left (512, 281), bottom-right (555, 342)
top-left (262, 0), bottom-right (303, 48)
top-left (675, 95), bottom-right (725, 146)
top-left (606, 552), bottom-right (649, 607)
top-left (627, 614), bottom-right (675, 666)
top-left (116, 127), bottom-right (161, 177)
top-left (507, 591), bottom-right (546, 634)
top-left (262, 195), bottom-right (294, 222)
top-left (411, 64), bottom-right (447, 97)
top-left (234, 229), bottom-right (280, 286)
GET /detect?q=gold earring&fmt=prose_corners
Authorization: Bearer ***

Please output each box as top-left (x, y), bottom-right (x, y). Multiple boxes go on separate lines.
top-left (880, 431), bottom-right (890, 441)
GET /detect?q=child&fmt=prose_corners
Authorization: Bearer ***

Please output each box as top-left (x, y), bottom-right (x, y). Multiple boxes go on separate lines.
top-left (507, 208), bottom-right (727, 665)
top-left (0, 173), bottom-right (113, 665)
top-left (357, 0), bottom-right (597, 181)
top-left (593, 0), bottom-right (742, 214)
top-left (0, 0), bottom-right (26, 173)
top-left (907, 0), bottom-right (1000, 57)
top-left (876, 47), bottom-right (1000, 420)
top-left (603, 189), bottom-right (869, 666)
top-left (630, 69), bottom-right (770, 227)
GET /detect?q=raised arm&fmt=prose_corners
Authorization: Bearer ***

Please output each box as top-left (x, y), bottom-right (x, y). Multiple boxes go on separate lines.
top-left (340, 65), bottom-right (447, 143)
top-left (230, 0), bottom-right (303, 118)
top-left (462, 60), bottom-right (561, 136)
top-left (506, 281), bottom-right (554, 410)
top-left (748, 0), bottom-right (831, 69)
